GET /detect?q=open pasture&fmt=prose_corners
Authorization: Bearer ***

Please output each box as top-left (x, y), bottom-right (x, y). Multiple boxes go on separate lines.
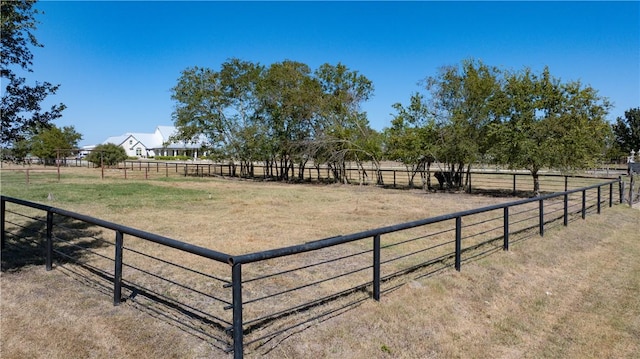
top-left (1, 167), bottom-right (636, 358)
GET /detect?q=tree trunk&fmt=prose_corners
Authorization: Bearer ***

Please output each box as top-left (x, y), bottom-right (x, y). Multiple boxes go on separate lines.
top-left (532, 170), bottom-right (540, 196)
top-left (298, 160), bottom-right (307, 181)
top-left (465, 163), bottom-right (471, 192)
top-left (426, 161), bottom-right (432, 191)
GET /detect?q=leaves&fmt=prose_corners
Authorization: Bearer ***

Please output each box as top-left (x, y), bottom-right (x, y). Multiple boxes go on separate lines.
top-left (30, 125), bottom-right (82, 163)
top-left (1, 0), bottom-right (66, 145)
top-left (491, 67), bottom-right (611, 174)
top-left (390, 60), bottom-right (611, 193)
top-left (171, 59), bottom-right (378, 182)
top-left (612, 107), bottom-right (640, 154)
top-left (86, 143), bottom-right (127, 167)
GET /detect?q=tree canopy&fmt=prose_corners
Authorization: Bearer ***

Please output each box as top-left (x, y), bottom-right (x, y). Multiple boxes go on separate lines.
top-left (612, 107), bottom-right (640, 156)
top-left (1, 0), bottom-right (65, 146)
top-left (488, 67), bottom-right (610, 194)
top-left (171, 59), bottom-right (378, 183)
top-left (29, 125), bottom-right (82, 164)
top-left (386, 60), bottom-right (504, 190)
top-left (172, 58), bottom-right (612, 193)
top-left (388, 60), bottom-right (611, 195)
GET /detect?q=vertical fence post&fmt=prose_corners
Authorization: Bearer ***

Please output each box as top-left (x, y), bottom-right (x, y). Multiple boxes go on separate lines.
top-left (581, 189), bottom-right (587, 219)
top-left (232, 263), bottom-right (244, 359)
top-left (124, 167), bottom-right (127, 179)
top-left (619, 176), bottom-right (624, 204)
top-left (597, 186), bottom-right (601, 214)
top-left (512, 174), bottom-right (516, 195)
top-left (46, 211), bottom-right (53, 271)
top-left (539, 199), bottom-right (544, 237)
top-left (1, 198), bottom-right (5, 250)
top-left (166, 163), bottom-right (169, 178)
top-left (455, 217), bottom-right (462, 271)
top-left (564, 176), bottom-right (568, 192)
top-left (26, 169), bottom-right (30, 184)
top-left (373, 234), bottom-right (381, 301)
top-left (113, 230), bottom-right (123, 306)
top-left (393, 170), bottom-right (396, 188)
top-left (609, 182), bottom-right (613, 207)
top-left (145, 167), bottom-right (148, 180)
top-left (503, 207), bottom-right (509, 251)
top-left (629, 175), bottom-right (635, 207)
top-left (563, 193), bottom-right (569, 226)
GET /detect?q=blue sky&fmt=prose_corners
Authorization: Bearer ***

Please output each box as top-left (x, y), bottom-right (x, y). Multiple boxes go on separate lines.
top-left (27, 1), bottom-right (640, 146)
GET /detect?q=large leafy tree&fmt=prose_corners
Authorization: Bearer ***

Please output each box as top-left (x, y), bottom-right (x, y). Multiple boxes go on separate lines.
top-left (1, 0), bottom-right (65, 145)
top-left (385, 93), bottom-right (438, 188)
top-left (314, 63), bottom-right (378, 184)
top-left (171, 59), bottom-right (265, 175)
top-left (30, 125), bottom-right (82, 165)
top-left (171, 59), bottom-right (378, 183)
top-left (612, 107), bottom-right (640, 156)
top-left (489, 67), bottom-right (611, 195)
top-left (257, 60), bottom-right (324, 180)
top-left (392, 59), bottom-right (502, 190)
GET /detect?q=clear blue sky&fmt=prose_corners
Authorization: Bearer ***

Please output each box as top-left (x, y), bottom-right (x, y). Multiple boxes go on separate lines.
top-left (29, 1), bottom-right (640, 146)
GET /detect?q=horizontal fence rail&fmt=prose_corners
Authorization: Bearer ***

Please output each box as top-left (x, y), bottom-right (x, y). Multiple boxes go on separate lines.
top-left (3, 160), bottom-right (627, 195)
top-left (0, 177), bottom-right (625, 358)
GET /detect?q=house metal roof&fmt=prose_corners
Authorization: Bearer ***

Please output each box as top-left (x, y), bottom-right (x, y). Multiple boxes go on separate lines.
top-left (103, 126), bottom-right (205, 150)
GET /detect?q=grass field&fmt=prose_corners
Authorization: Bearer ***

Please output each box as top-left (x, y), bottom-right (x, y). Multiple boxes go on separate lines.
top-left (1, 166), bottom-right (638, 358)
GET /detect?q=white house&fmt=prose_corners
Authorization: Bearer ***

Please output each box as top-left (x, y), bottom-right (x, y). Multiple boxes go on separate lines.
top-left (103, 126), bottom-right (207, 158)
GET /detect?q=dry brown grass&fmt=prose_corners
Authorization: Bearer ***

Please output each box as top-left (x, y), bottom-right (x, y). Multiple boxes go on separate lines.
top-left (261, 205), bottom-right (640, 359)
top-left (1, 168), bottom-right (638, 358)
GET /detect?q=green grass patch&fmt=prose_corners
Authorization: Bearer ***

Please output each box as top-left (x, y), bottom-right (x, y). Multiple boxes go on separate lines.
top-left (1, 174), bottom-right (211, 210)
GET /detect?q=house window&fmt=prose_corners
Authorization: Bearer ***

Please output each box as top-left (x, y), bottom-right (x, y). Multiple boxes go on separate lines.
top-left (129, 140), bottom-right (133, 145)
top-left (136, 148), bottom-right (142, 156)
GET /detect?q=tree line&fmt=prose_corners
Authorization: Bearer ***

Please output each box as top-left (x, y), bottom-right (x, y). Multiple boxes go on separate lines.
top-left (171, 58), bottom-right (622, 194)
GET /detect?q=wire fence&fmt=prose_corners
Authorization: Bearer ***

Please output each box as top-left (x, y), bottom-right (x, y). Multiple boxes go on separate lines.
top-left (0, 177), bottom-right (625, 358)
top-left (0, 159), bottom-right (627, 196)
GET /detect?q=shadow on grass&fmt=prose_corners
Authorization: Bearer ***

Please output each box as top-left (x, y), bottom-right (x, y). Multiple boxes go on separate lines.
top-left (53, 260), bottom-right (232, 352)
top-left (2, 212), bottom-right (232, 352)
top-left (1, 215), bottom-right (106, 272)
top-left (470, 188), bottom-right (546, 198)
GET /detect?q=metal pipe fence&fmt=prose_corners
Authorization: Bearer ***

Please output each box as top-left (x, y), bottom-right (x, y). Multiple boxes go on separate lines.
top-left (0, 177), bottom-right (623, 358)
top-left (2, 160), bottom-right (623, 195)
top-left (115, 162), bottom-right (625, 196)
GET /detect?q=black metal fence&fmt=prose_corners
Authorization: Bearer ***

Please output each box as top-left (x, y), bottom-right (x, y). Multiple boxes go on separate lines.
top-left (0, 177), bottom-right (624, 358)
top-left (116, 161), bottom-right (621, 193)
top-left (5, 159), bottom-right (625, 196)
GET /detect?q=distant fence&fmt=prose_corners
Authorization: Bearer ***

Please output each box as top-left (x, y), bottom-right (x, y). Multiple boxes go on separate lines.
top-left (115, 161), bottom-right (622, 194)
top-left (3, 159), bottom-right (626, 196)
top-left (0, 178), bottom-right (625, 358)
top-left (0, 167), bottom-right (62, 184)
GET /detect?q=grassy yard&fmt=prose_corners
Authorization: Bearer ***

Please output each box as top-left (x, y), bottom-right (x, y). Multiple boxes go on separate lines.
top-left (1, 167), bottom-right (638, 358)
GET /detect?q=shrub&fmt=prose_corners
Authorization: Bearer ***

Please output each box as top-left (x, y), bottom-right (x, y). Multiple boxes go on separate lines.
top-left (154, 155), bottom-right (190, 161)
top-left (86, 143), bottom-right (127, 167)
